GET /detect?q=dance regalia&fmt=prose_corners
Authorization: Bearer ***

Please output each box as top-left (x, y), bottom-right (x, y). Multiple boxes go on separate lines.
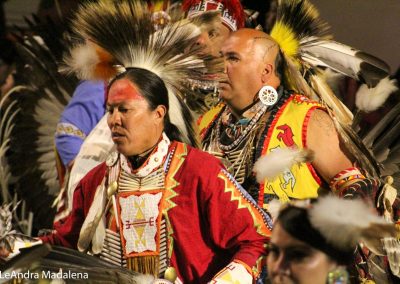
top-left (41, 135), bottom-right (272, 283)
top-left (199, 89), bottom-right (327, 209)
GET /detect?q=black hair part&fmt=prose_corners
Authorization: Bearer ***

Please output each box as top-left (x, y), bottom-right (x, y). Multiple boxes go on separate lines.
top-left (108, 67), bottom-right (183, 142)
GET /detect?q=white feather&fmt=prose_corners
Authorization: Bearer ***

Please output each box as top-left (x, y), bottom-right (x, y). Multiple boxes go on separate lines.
top-left (321, 68), bottom-right (345, 98)
top-left (355, 76), bottom-right (398, 112)
top-left (91, 215), bottom-right (106, 254)
top-left (301, 37), bottom-right (389, 86)
top-left (167, 89), bottom-right (189, 143)
top-left (63, 43), bottom-right (100, 80)
top-left (309, 196), bottom-right (387, 250)
top-left (253, 147), bottom-right (314, 182)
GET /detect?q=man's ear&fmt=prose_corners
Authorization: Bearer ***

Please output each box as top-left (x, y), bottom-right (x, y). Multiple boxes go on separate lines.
top-left (154, 105), bottom-right (167, 122)
top-left (261, 63), bottom-right (274, 83)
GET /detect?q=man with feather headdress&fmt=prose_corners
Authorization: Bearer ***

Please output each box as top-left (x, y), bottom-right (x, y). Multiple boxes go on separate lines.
top-left (198, 0), bottom-right (399, 281)
top-left (40, 1), bottom-right (271, 283)
top-left (52, 0), bottom-right (247, 224)
top-left (199, 0), bottom-right (396, 219)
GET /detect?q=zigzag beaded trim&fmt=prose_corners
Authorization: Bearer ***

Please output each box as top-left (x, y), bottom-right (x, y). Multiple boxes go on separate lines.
top-left (221, 168), bottom-right (273, 230)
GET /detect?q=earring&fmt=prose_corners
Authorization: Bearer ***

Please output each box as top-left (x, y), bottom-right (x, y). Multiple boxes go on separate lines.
top-left (327, 267), bottom-right (349, 284)
top-left (205, 86), bottom-right (220, 109)
top-left (258, 85), bottom-right (278, 106)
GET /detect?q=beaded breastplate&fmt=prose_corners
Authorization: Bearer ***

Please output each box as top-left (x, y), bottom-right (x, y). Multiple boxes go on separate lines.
top-left (99, 134), bottom-right (172, 278)
top-left (203, 101), bottom-right (268, 184)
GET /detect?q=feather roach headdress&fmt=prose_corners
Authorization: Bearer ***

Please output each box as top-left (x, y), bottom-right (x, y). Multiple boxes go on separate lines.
top-left (63, 0), bottom-right (224, 147)
top-left (182, 0), bottom-right (245, 31)
top-left (268, 0), bottom-right (398, 177)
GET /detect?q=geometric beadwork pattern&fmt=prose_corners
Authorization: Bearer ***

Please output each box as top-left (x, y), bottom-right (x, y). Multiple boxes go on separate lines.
top-left (118, 192), bottom-right (163, 255)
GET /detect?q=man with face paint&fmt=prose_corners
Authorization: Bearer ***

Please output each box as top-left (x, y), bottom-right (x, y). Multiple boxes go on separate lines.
top-left (41, 68), bottom-right (271, 284)
top-left (40, 1), bottom-right (271, 283)
top-left (52, 0), bottom-right (246, 222)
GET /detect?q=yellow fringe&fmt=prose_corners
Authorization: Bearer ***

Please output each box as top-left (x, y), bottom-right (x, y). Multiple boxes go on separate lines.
top-left (127, 255), bottom-right (160, 277)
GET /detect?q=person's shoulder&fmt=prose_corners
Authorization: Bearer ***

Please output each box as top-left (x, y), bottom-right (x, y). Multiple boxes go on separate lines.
top-left (80, 162), bottom-right (107, 185)
top-left (73, 80), bottom-right (106, 99)
top-left (290, 93), bottom-right (323, 107)
top-left (184, 143), bottom-right (223, 167)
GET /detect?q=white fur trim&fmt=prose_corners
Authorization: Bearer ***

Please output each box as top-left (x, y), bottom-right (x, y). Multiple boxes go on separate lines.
top-left (356, 76), bottom-right (398, 112)
top-left (253, 147), bottom-right (314, 182)
top-left (309, 196), bottom-right (386, 250)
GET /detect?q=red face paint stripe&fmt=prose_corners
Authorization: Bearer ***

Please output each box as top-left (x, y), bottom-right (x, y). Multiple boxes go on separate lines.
top-left (108, 79), bottom-right (144, 103)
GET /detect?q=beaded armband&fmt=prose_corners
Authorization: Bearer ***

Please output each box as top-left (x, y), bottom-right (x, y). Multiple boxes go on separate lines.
top-left (330, 168), bottom-right (381, 202)
top-left (329, 167), bottom-right (366, 196)
top-left (55, 122), bottom-right (86, 139)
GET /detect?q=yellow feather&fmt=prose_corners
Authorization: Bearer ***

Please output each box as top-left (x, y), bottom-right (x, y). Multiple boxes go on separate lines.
top-left (270, 21), bottom-right (299, 58)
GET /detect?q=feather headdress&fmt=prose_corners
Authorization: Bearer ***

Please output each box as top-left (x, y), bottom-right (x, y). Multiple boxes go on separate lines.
top-left (63, 0), bottom-right (224, 147)
top-left (182, 0), bottom-right (245, 31)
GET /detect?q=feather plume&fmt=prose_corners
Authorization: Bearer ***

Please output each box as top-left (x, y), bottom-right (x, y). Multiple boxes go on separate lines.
top-left (2, 245), bottom-right (155, 282)
top-left (355, 76), bottom-right (398, 112)
top-left (64, 0), bottom-right (223, 146)
top-left (273, 0), bottom-right (329, 39)
top-left (77, 179), bottom-right (107, 252)
top-left (190, 10), bottom-right (221, 33)
top-left (270, 0), bottom-right (329, 60)
top-left (300, 37), bottom-right (390, 88)
top-left (4, 25), bottom-right (76, 229)
top-left (363, 101), bottom-right (400, 150)
top-left (63, 43), bottom-right (118, 81)
top-left (282, 54), bottom-right (316, 99)
top-left (62, 43), bottom-right (100, 79)
top-left (320, 68), bottom-right (345, 99)
top-left (182, 0), bottom-right (246, 29)
top-left (309, 196), bottom-right (395, 251)
top-left (270, 21), bottom-right (299, 58)
top-left (253, 147), bottom-right (314, 182)
top-left (308, 72), bottom-right (353, 125)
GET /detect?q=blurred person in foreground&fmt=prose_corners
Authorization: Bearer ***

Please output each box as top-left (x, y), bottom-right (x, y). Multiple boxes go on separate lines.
top-left (267, 196), bottom-right (397, 284)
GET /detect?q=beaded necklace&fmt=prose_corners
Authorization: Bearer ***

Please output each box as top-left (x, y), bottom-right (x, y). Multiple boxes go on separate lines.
top-left (216, 101), bottom-right (268, 152)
